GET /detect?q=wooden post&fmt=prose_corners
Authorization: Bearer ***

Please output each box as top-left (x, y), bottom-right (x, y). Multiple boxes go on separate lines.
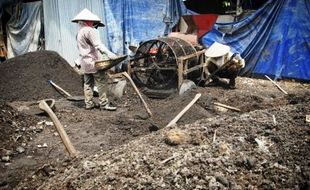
top-left (178, 60), bottom-right (184, 90)
top-left (127, 59), bottom-right (132, 75)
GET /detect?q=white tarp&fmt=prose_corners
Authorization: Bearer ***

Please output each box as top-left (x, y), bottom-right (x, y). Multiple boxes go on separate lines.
top-left (6, 1), bottom-right (42, 58)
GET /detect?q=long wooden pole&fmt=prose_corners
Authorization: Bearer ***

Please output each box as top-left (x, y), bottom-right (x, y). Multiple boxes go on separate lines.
top-left (166, 93), bottom-right (201, 127)
top-left (121, 72), bottom-right (153, 117)
top-left (39, 100), bottom-right (77, 158)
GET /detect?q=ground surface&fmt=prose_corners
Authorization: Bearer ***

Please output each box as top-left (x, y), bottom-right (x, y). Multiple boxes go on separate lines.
top-left (0, 51), bottom-right (309, 190)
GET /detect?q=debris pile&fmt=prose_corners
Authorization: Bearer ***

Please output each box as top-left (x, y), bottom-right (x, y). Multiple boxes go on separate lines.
top-left (0, 101), bottom-right (39, 160)
top-left (35, 92), bottom-right (310, 189)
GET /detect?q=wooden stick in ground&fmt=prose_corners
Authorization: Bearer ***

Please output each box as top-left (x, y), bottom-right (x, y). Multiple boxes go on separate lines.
top-left (166, 93), bottom-right (201, 127)
top-left (213, 102), bottom-right (241, 112)
top-left (48, 80), bottom-right (72, 97)
top-left (121, 72), bottom-right (153, 117)
top-left (39, 100), bottom-right (77, 158)
top-left (264, 75), bottom-right (288, 95)
top-left (161, 154), bottom-right (179, 164)
top-left (213, 130), bottom-right (217, 143)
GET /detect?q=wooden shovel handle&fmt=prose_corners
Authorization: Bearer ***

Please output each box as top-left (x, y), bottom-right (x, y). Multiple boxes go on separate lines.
top-left (39, 100), bottom-right (77, 157)
top-left (166, 93), bottom-right (201, 127)
top-left (121, 72), bottom-right (153, 117)
top-left (48, 80), bottom-right (72, 97)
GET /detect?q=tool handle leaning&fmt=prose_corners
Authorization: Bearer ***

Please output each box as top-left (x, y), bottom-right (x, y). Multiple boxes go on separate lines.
top-left (48, 80), bottom-right (72, 97)
top-left (40, 100), bottom-right (77, 157)
top-left (122, 72), bottom-right (153, 117)
top-left (166, 93), bottom-right (201, 127)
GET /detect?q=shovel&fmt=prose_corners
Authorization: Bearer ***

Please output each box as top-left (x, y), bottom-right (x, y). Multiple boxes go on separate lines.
top-left (39, 99), bottom-right (77, 157)
top-left (48, 80), bottom-right (84, 101)
top-left (7, 99), bottom-right (56, 115)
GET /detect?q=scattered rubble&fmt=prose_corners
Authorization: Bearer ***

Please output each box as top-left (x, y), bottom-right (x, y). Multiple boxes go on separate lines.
top-left (35, 99), bottom-right (310, 189)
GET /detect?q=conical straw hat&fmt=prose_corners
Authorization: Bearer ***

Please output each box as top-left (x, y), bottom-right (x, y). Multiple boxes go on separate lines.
top-left (72, 8), bottom-right (104, 26)
top-left (205, 42), bottom-right (230, 58)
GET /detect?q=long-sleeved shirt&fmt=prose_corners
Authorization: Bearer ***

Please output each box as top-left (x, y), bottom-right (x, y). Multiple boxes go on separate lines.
top-left (76, 25), bottom-right (116, 73)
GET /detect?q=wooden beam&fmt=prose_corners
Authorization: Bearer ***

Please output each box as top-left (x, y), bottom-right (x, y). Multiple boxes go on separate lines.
top-left (178, 60), bottom-right (184, 90)
top-left (183, 64), bottom-right (204, 75)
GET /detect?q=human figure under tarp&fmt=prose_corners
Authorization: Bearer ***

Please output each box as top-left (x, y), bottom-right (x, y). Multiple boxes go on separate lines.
top-left (203, 42), bottom-right (245, 89)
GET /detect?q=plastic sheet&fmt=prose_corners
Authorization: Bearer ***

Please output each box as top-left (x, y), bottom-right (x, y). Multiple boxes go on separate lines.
top-left (6, 2), bottom-right (42, 58)
top-left (104, 0), bottom-right (188, 55)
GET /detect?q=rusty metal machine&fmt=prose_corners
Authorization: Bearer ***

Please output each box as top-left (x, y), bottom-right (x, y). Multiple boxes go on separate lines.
top-left (128, 37), bottom-right (206, 97)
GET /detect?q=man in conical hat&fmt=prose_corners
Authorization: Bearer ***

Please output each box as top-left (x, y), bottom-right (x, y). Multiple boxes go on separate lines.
top-left (203, 42), bottom-right (245, 89)
top-left (73, 8), bottom-right (117, 110)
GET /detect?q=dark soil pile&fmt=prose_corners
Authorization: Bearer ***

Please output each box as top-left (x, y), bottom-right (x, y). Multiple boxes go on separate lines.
top-left (35, 92), bottom-right (310, 189)
top-left (0, 51), bottom-right (83, 102)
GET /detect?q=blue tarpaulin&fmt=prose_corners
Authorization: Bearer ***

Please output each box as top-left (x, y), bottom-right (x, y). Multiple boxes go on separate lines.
top-left (103, 0), bottom-right (188, 55)
top-left (201, 0), bottom-right (310, 81)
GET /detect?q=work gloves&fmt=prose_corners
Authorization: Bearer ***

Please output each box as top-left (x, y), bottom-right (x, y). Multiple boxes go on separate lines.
top-left (233, 54), bottom-right (245, 69)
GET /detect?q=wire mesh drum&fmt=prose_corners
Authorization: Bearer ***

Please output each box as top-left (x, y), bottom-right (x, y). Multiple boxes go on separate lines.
top-left (131, 37), bottom-right (199, 90)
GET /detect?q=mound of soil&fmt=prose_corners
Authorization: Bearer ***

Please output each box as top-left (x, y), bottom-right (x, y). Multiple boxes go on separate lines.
top-left (0, 51), bottom-right (83, 102)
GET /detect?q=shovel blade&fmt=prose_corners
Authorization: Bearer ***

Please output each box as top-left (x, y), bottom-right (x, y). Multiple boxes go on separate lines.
top-left (179, 80), bottom-right (196, 95)
top-left (66, 96), bottom-right (84, 101)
